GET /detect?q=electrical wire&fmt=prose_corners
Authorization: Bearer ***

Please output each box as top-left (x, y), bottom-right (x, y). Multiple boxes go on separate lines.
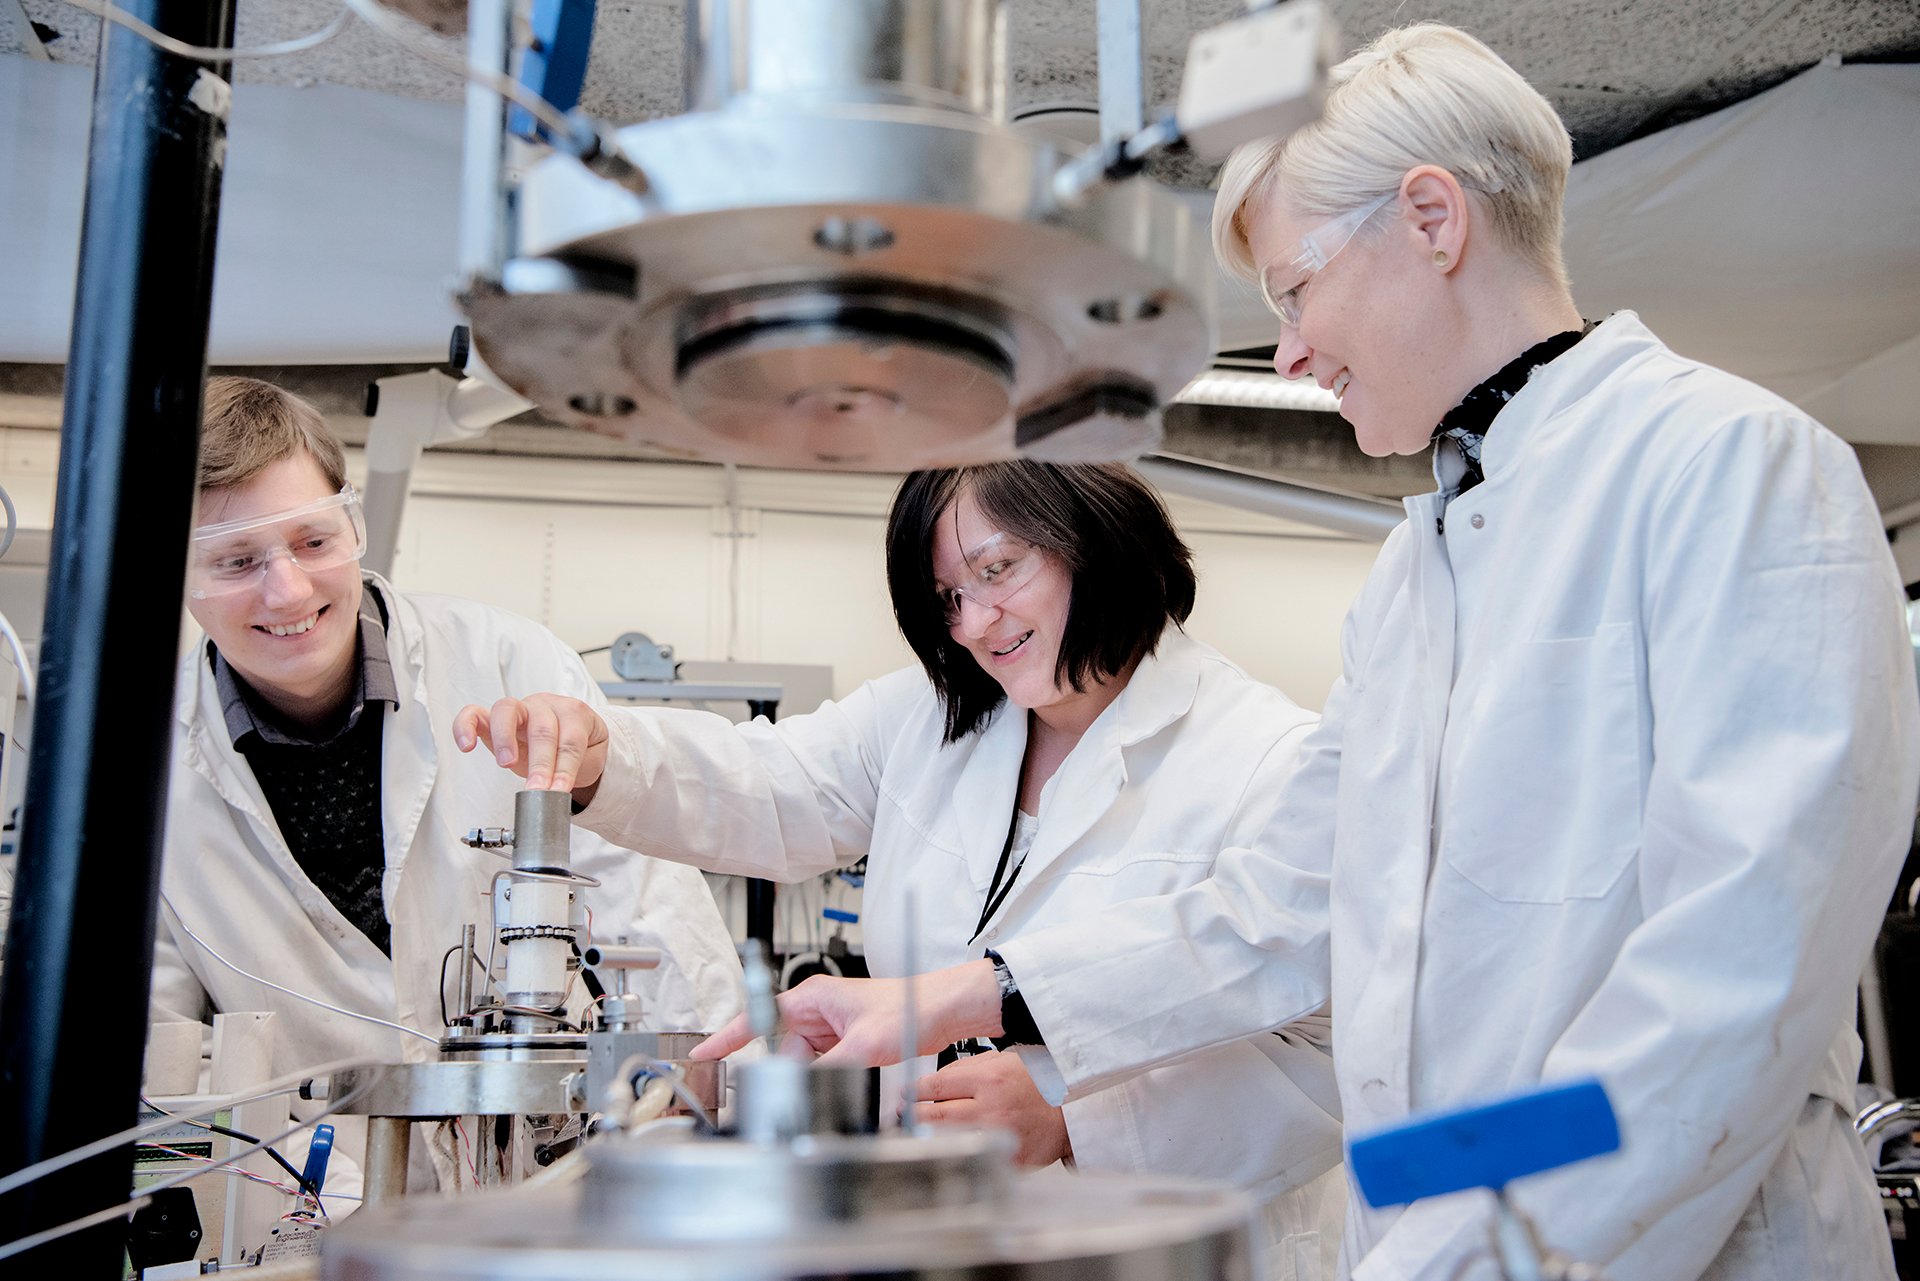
top-left (0, 1055), bottom-right (379, 1199)
top-left (335, 0), bottom-right (577, 140)
top-left (0, 1062), bottom-right (387, 1261)
top-left (0, 608), bottom-right (34, 707)
top-left (138, 1093), bottom-right (314, 1196)
top-left (136, 1143), bottom-right (301, 1196)
top-left (57, 0), bottom-right (355, 61)
top-left (160, 896), bottom-right (439, 1046)
top-left (58, 0), bottom-right (587, 160)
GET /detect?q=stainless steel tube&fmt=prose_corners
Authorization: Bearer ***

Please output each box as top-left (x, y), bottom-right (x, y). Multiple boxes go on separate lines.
top-left (363, 1117), bottom-right (413, 1206)
top-left (687, 0), bottom-right (1003, 115)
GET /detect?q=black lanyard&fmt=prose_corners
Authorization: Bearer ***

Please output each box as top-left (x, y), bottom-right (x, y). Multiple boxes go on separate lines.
top-left (969, 804), bottom-right (1027, 945)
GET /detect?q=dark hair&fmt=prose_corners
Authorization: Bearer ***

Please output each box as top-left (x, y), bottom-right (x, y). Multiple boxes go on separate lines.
top-left (885, 462), bottom-right (1196, 743)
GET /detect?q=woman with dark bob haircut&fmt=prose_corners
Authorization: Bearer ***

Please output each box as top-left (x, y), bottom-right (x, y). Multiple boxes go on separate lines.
top-left (458, 461), bottom-right (1346, 1279)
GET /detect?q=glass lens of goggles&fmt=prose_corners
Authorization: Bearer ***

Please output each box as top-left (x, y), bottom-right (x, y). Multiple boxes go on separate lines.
top-left (939, 532), bottom-right (1043, 624)
top-left (1258, 193), bottom-right (1393, 328)
top-left (189, 486), bottom-right (367, 599)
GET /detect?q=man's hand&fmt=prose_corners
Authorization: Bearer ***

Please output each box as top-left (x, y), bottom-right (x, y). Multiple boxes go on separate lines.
top-left (451, 694), bottom-right (610, 799)
top-left (911, 1051), bottom-right (1069, 1167)
top-left (691, 961), bottom-right (1006, 1066)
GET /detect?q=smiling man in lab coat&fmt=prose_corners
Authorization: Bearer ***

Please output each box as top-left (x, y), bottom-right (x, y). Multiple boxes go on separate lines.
top-left (693, 23), bottom-right (1920, 1281)
top-left (150, 376), bottom-right (740, 1190)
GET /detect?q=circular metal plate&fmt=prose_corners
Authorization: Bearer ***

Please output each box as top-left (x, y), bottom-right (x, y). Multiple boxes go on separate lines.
top-left (675, 293), bottom-right (1014, 468)
top-left (469, 105), bottom-right (1214, 470)
top-left (330, 1058), bottom-right (584, 1118)
top-left (323, 1149), bottom-right (1256, 1281)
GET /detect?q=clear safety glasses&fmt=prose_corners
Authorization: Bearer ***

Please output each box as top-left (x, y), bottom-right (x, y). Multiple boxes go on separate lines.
top-left (188, 485), bottom-right (367, 599)
top-left (936, 531), bottom-right (1045, 625)
top-left (1257, 193), bottom-right (1394, 328)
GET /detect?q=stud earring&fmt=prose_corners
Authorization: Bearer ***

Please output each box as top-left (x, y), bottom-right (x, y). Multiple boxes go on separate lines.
top-left (1433, 249), bottom-right (1450, 268)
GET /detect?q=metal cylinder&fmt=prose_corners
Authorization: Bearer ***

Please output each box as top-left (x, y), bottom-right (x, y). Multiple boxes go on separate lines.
top-left (511, 788), bottom-right (573, 872)
top-left (363, 1117), bottom-right (414, 1207)
top-left (581, 943), bottom-right (661, 970)
top-left (687, 0), bottom-right (1004, 116)
top-left (736, 1059), bottom-right (876, 1144)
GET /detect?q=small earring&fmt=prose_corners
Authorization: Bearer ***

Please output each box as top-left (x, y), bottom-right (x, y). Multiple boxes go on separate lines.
top-left (1433, 249), bottom-right (1450, 268)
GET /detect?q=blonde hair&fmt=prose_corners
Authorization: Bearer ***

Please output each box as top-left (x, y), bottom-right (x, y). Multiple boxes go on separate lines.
top-left (1212, 23), bottom-right (1573, 289)
top-left (198, 376), bottom-right (348, 493)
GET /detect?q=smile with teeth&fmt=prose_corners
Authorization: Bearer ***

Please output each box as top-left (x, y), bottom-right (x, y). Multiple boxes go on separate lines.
top-left (259, 609), bottom-right (322, 637)
top-left (991, 631), bottom-right (1033, 658)
top-left (1331, 370), bottom-right (1351, 398)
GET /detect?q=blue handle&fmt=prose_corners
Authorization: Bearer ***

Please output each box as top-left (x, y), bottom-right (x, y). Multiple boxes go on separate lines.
top-left (823, 908), bottom-right (859, 924)
top-left (1348, 1078), bottom-right (1619, 1209)
top-left (508, 0), bottom-right (598, 139)
top-left (301, 1123), bottom-right (336, 1195)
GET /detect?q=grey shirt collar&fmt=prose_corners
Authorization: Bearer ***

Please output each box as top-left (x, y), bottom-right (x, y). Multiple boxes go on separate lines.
top-left (211, 579), bottom-right (399, 749)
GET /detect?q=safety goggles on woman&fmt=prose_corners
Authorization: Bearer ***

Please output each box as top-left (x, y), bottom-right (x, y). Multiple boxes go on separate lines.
top-left (1258, 193), bottom-right (1394, 328)
top-left (187, 485), bottom-right (367, 599)
top-left (936, 531), bottom-right (1045, 625)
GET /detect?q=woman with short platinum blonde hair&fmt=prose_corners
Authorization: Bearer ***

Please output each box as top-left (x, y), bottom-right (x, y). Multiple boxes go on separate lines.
top-left (725, 19), bottom-right (1919, 1281)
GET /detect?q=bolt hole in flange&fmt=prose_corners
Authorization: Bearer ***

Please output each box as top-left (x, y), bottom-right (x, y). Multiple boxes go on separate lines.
top-left (1086, 294), bottom-right (1165, 324)
top-left (570, 392), bottom-right (639, 418)
top-left (814, 216), bottom-right (896, 256)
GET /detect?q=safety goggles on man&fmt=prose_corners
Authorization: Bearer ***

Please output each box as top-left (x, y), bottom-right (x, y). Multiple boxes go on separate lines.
top-left (1258, 193), bottom-right (1394, 328)
top-left (188, 485), bottom-right (367, 599)
top-left (937, 531), bottom-right (1044, 625)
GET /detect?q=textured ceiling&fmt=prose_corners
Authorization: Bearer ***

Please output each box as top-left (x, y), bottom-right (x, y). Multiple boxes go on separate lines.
top-left (5, 0), bottom-right (1916, 164)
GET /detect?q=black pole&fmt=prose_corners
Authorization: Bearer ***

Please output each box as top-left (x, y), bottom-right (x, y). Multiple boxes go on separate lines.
top-left (0, 3), bottom-right (235, 1273)
top-left (744, 700), bottom-right (779, 959)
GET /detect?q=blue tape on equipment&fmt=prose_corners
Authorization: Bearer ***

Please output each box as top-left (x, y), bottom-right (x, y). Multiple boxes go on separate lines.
top-left (302, 1123), bottom-right (336, 1195)
top-left (1347, 1078), bottom-right (1620, 1209)
top-left (823, 908), bottom-right (859, 924)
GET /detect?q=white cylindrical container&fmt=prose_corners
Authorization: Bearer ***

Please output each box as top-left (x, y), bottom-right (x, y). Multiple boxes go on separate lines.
top-left (505, 878), bottom-right (574, 1007)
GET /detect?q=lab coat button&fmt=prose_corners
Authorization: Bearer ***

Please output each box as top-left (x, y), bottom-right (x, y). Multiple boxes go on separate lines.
top-left (984, 927), bottom-right (1000, 942)
top-left (1470, 513), bottom-right (1485, 529)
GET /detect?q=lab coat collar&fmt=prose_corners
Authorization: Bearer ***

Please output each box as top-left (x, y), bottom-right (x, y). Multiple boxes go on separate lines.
top-left (364, 575), bottom-right (438, 891)
top-left (947, 625), bottom-right (1205, 899)
top-left (980, 626), bottom-right (1209, 925)
top-left (1104, 625), bottom-right (1208, 757)
top-left (1472, 311), bottom-right (1660, 486)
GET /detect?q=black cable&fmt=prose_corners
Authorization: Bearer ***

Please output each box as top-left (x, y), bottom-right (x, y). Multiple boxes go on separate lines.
top-left (438, 944), bottom-right (461, 1027)
top-left (570, 941), bottom-right (607, 1003)
top-left (140, 1095), bottom-right (313, 1195)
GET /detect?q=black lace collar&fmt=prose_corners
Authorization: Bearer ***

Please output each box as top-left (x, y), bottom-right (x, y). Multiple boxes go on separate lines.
top-left (1432, 322), bottom-right (1594, 497)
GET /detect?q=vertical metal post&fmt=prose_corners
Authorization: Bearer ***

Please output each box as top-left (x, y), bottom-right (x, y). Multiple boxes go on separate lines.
top-left (744, 699), bottom-right (779, 958)
top-left (459, 0), bottom-right (515, 282)
top-left (0, 2), bottom-right (234, 1273)
top-left (362, 1118), bottom-right (414, 1207)
top-left (1096, 0), bottom-right (1146, 143)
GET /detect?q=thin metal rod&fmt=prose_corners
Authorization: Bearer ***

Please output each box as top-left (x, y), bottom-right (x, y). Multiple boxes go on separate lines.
top-left (1137, 453), bottom-right (1404, 542)
top-left (1096, 0), bottom-right (1146, 144)
top-left (0, 2), bottom-right (235, 1273)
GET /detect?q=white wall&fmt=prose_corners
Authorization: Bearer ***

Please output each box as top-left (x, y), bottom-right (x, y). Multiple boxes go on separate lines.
top-left (377, 446), bottom-right (1378, 713)
top-left (0, 425), bottom-right (1380, 713)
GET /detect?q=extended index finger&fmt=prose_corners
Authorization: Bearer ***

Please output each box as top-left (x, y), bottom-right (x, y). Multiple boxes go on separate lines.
top-left (690, 1012), bottom-right (755, 1062)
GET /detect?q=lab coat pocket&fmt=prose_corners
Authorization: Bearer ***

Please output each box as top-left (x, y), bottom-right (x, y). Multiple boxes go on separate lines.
top-left (1441, 623), bottom-right (1644, 904)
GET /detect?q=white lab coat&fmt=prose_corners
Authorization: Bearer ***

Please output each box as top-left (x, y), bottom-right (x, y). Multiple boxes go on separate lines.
top-left (998, 314), bottom-right (1920, 1280)
top-left (577, 628), bottom-right (1348, 1278)
top-left (151, 579), bottom-right (742, 1190)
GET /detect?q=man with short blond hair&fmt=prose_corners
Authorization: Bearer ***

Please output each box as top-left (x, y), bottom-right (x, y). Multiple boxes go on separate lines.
top-left (151, 376), bottom-right (740, 1193)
